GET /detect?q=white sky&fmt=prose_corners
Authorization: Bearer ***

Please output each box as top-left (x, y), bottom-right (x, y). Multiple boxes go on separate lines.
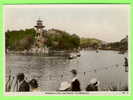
top-left (4, 4), bottom-right (130, 42)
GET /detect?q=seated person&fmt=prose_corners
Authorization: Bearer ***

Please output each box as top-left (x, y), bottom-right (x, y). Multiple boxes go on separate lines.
top-left (29, 79), bottom-right (40, 92)
top-left (17, 73), bottom-right (30, 92)
top-left (59, 81), bottom-right (71, 91)
top-left (70, 69), bottom-right (81, 91)
top-left (86, 78), bottom-right (100, 91)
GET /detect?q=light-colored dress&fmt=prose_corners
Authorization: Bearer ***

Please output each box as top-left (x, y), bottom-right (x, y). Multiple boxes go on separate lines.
top-left (31, 88), bottom-right (41, 92)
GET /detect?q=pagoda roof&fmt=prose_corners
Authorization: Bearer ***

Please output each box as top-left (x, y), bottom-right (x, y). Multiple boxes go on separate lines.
top-left (35, 25), bottom-right (45, 28)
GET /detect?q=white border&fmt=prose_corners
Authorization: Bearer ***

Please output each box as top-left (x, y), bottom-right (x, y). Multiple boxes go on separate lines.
top-left (3, 4), bottom-right (131, 96)
top-left (4, 91), bottom-right (130, 96)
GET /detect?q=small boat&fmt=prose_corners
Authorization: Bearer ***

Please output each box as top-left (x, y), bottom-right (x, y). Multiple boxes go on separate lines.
top-left (96, 49), bottom-right (99, 53)
top-left (76, 52), bottom-right (81, 57)
top-left (68, 53), bottom-right (77, 59)
top-left (96, 50), bottom-right (99, 53)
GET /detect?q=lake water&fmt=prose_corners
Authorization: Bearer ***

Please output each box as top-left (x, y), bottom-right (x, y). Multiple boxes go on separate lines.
top-left (6, 50), bottom-right (128, 91)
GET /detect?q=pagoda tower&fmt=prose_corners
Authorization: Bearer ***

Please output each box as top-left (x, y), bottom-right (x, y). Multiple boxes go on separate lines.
top-left (34, 19), bottom-right (45, 48)
top-left (33, 19), bottom-right (48, 54)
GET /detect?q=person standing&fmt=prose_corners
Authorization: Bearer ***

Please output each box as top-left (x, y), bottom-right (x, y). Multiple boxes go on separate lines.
top-left (124, 57), bottom-right (128, 67)
top-left (124, 57), bottom-right (128, 72)
top-left (70, 69), bottom-right (81, 91)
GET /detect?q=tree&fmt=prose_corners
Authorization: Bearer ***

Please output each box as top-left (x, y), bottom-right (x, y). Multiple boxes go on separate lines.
top-left (5, 28), bottom-right (36, 50)
top-left (47, 29), bottom-right (80, 50)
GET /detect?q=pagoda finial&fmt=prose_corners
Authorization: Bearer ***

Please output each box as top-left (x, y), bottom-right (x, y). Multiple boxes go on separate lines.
top-left (35, 18), bottom-right (45, 29)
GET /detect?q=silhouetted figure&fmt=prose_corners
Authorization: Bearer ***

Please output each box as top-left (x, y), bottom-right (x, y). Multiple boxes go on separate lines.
top-left (29, 79), bottom-right (40, 92)
top-left (17, 73), bottom-right (30, 92)
top-left (61, 74), bottom-right (63, 78)
top-left (124, 57), bottom-right (128, 67)
top-left (124, 57), bottom-right (128, 72)
top-left (70, 69), bottom-right (81, 91)
top-left (84, 72), bottom-right (86, 75)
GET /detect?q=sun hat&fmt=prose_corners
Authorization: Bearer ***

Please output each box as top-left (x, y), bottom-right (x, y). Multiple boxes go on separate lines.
top-left (59, 81), bottom-right (71, 90)
top-left (88, 78), bottom-right (100, 86)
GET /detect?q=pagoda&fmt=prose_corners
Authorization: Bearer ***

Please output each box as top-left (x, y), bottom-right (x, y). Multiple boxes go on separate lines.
top-left (31, 19), bottom-right (48, 54)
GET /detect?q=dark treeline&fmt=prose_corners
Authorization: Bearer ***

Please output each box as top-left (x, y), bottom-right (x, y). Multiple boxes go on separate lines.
top-left (80, 37), bottom-right (102, 49)
top-left (6, 28), bottom-right (80, 51)
top-left (100, 36), bottom-right (128, 51)
top-left (80, 36), bottom-right (128, 51)
top-left (5, 28), bottom-right (128, 51)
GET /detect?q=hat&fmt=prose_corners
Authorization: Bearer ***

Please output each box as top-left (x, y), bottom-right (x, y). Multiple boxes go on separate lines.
top-left (29, 79), bottom-right (38, 88)
top-left (59, 81), bottom-right (71, 90)
top-left (70, 69), bottom-right (77, 75)
top-left (88, 78), bottom-right (100, 86)
top-left (17, 73), bottom-right (25, 80)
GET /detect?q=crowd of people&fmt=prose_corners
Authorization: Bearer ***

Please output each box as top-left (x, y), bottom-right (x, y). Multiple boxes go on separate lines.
top-left (59, 69), bottom-right (99, 91)
top-left (6, 69), bottom-right (99, 92)
top-left (6, 73), bottom-right (40, 92)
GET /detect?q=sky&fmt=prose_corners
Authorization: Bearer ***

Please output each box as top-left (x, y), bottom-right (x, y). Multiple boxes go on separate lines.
top-left (4, 4), bottom-right (130, 42)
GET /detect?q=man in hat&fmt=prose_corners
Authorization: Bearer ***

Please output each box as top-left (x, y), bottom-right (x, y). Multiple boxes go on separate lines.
top-left (16, 73), bottom-right (30, 92)
top-left (70, 69), bottom-right (81, 91)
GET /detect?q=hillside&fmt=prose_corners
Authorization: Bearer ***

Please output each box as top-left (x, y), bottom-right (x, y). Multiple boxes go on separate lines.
top-left (80, 37), bottom-right (102, 49)
top-left (5, 28), bottom-right (80, 51)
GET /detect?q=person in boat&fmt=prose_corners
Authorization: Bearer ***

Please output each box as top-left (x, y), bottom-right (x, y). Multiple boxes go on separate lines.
top-left (16, 73), bottom-right (30, 92)
top-left (29, 79), bottom-right (40, 92)
top-left (124, 57), bottom-right (128, 67)
top-left (86, 78), bottom-right (100, 91)
top-left (70, 69), bottom-right (81, 91)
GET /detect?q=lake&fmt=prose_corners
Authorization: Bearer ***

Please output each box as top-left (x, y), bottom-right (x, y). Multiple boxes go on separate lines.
top-left (6, 50), bottom-right (128, 91)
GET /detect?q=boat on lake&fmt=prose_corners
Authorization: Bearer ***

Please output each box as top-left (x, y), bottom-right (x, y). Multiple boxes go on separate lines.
top-left (68, 53), bottom-right (77, 59)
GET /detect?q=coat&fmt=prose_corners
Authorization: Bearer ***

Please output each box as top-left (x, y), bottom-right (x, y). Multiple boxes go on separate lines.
top-left (86, 84), bottom-right (98, 91)
top-left (71, 78), bottom-right (81, 91)
top-left (18, 80), bottom-right (30, 92)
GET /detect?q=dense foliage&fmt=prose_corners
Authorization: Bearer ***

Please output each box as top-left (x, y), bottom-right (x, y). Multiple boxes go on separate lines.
top-left (5, 28), bottom-right (80, 51)
top-left (47, 29), bottom-right (80, 50)
top-left (80, 37), bottom-right (102, 49)
top-left (6, 28), bottom-right (36, 50)
top-left (80, 36), bottom-right (128, 51)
